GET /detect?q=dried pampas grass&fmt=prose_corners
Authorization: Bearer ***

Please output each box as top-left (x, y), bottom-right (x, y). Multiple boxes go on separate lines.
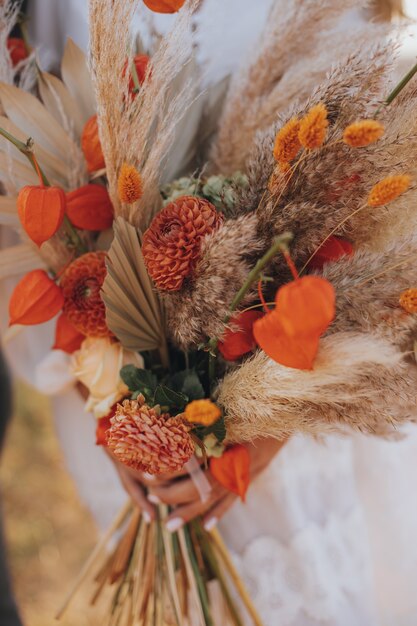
top-left (88, 0), bottom-right (200, 228)
top-left (220, 332), bottom-right (417, 442)
top-left (164, 213), bottom-right (265, 349)
top-left (0, 0), bottom-right (20, 86)
top-left (211, 0), bottom-right (390, 174)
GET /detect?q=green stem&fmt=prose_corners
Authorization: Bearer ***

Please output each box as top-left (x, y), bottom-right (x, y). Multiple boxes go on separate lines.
top-left (207, 232), bottom-right (294, 362)
top-left (374, 60), bottom-right (417, 117)
top-left (131, 60), bottom-right (141, 94)
top-left (0, 125), bottom-right (87, 254)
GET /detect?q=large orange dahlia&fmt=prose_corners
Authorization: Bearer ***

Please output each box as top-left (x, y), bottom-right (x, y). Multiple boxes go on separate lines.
top-left (60, 251), bottom-right (111, 337)
top-left (142, 196), bottom-right (223, 291)
top-left (107, 397), bottom-right (194, 474)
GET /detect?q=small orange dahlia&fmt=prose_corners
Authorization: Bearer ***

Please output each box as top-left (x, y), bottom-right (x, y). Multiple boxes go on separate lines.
top-left (142, 196), bottom-right (223, 291)
top-left (60, 251), bottom-right (111, 337)
top-left (184, 399), bottom-right (221, 426)
top-left (107, 397), bottom-right (194, 474)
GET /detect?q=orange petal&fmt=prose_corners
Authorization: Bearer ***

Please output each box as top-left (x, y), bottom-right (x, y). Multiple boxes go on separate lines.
top-left (66, 184), bottom-right (114, 231)
top-left (210, 445), bottom-right (250, 501)
top-left (53, 312), bottom-right (85, 354)
top-left (275, 276), bottom-right (335, 337)
top-left (253, 311), bottom-right (320, 370)
top-left (9, 270), bottom-right (64, 326)
top-left (307, 236), bottom-right (353, 271)
top-left (17, 185), bottom-right (66, 246)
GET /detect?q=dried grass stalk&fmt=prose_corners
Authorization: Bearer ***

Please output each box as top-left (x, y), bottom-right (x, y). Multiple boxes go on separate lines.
top-left (211, 0), bottom-right (388, 174)
top-left (88, 0), bottom-right (200, 228)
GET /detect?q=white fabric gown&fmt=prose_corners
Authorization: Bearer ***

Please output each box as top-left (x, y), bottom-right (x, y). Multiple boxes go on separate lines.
top-left (4, 1), bottom-right (415, 624)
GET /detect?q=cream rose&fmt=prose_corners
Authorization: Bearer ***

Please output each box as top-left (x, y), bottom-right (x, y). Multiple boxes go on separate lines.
top-left (71, 337), bottom-right (143, 418)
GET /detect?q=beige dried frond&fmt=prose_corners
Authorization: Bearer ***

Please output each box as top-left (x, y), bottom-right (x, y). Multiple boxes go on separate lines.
top-left (88, 0), bottom-right (200, 228)
top-left (211, 1), bottom-right (391, 174)
top-left (0, 0), bottom-right (20, 85)
top-left (101, 217), bottom-right (168, 365)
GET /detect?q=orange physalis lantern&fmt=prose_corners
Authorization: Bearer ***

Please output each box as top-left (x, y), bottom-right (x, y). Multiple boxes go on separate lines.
top-left (218, 310), bottom-right (264, 361)
top-left (143, 0), bottom-right (186, 13)
top-left (66, 184), bottom-right (114, 231)
top-left (210, 445), bottom-right (250, 501)
top-left (53, 312), bottom-right (85, 354)
top-left (307, 236), bottom-right (353, 271)
top-left (17, 185), bottom-right (66, 246)
top-left (7, 38), bottom-right (28, 67)
top-left (253, 276), bottom-right (335, 370)
top-left (125, 54), bottom-right (150, 94)
top-left (9, 270), bottom-right (64, 326)
top-left (81, 115), bottom-right (105, 173)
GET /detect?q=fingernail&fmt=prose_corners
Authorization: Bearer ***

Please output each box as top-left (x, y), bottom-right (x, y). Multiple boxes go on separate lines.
top-left (166, 517), bottom-right (183, 533)
top-left (143, 472), bottom-right (155, 481)
top-left (204, 517), bottom-right (218, 531)
top-left (148, 494), bottom-right (161, 505)
top-left (142, 511), bottom-right (151, 524)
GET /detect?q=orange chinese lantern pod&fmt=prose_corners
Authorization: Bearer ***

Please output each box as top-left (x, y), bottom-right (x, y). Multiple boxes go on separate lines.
top-left (143, 0), bottom-right (186, 13)
top-left (124, 54), bottom-right (151, 94)
top-left (81, 115), bottom-right (106, 173)
top-left (307, 236), bottom-right (353, 271)
top-left (210, 445), bottom-right (250, 502)
top-left (53, 312), bottom-right (85, 354)
top-left (7, 38), bottom-right (28, 67)
top-left (9, 270), bottom-right (64, 326)
top-left (218, 310), bottom-right (264, 361)
top-left (66, 184), bottom-right (114, 231)
top-left (253, 310), bottom-right (321, 370)
top-left (96, 407), bottom-right (116, 446)
top-left (17, 185), bottom-right (66, 246)
top-left (275, 275), bottom-right (335, 337)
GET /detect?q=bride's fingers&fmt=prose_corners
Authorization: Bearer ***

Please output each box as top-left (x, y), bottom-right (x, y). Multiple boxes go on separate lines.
top-left (116, 466), bottom-right (156, 522)
top-left (148, 474), bottom-right (215, 506)
top-left (203, 493), bottom-right (237, 531)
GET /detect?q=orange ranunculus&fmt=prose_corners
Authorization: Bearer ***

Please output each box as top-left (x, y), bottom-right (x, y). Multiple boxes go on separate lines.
top-left (253, 311), bottom-right (321, 370)
top-left (53, 312), bottom-right (85, 354)
top-left (81, 115), bottom-right (105, 173)
top-left (7, 38), bottom-right (28, 67)
top-left (9, 270), bottom-right (64, 326)
top-left (210, 445), bottom-right (250, 502)
top-left (143, 0), bottom-right (186, 13)
top-left (218, 310), bottom-right (264, 361)
top-left (66, 184), bottom-right (114, 231)
top-left (17, 185), bottom-right (66, 246)
top-left (307, 236), bottom-right (353, 271)
top-left (253, 276), bottom-right (335, 370)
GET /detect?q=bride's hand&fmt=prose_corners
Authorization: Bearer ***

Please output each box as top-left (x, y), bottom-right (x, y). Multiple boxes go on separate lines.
top-left (143, 438), bottom-right (287, 532)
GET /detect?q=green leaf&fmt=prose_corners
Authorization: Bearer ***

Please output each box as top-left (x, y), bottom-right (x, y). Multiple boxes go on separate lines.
top-left (169, 369), bottom-right (205, 401)
top-left (154, 385), bottom-right (188, 413)
top-left (193, 415), bottom-right (226, 444)
top-left (120, 365), bottom-right (158, 402)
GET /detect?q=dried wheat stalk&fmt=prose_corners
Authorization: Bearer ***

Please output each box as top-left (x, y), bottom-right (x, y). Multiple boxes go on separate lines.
top-left (88, 0), bottom-right (200, 228)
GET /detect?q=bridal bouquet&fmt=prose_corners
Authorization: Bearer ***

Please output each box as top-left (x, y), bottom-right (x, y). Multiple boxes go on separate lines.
top-left (1, 0), bottom-right (417, 624)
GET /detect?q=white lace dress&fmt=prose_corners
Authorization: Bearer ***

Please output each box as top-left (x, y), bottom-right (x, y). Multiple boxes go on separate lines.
top-left (5, 1), bottom-right (416, 624)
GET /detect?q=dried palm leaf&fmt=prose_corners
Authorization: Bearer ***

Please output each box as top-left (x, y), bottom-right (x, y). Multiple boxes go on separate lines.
top-left (0, 195), bottom-right (18, 227)
top-left (0, 243), bottom-right (45, 279)
top-left (61, 38), bottom-right (96, 123)
top-left (38, 71), bottom-right (86, 139)
top-left (102, 217), bottom-right (167, 364)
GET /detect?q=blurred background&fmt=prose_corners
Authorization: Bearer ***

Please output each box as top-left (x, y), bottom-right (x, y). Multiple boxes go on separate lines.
top-left (1, 1), bottom-right (417, 625)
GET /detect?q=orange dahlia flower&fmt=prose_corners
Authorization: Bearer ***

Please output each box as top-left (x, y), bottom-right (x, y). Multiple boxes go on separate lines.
top-left (60, 251), bottom-right (111, 337)
top-left (142, 196), bottom-right (223, 291)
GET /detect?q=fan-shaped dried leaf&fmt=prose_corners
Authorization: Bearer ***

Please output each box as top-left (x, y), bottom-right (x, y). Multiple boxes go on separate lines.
top-left (102, 217), bottom-right (166, 355)
top-left (61, 38), bottom-right (96, 122)
top-left (0, 195), bottom-right (18, 227)
top-left (38, 71), bottom-right (85, 139)
top-left (0, 243), bottom-right (45, 279)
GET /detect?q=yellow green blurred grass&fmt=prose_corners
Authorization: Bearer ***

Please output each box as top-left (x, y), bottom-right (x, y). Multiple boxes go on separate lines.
top-left (0, 381), bottom-right (107, 626)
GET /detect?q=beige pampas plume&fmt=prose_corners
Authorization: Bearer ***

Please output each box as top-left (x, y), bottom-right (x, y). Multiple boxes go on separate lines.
top-left (0, 0), bottom-right (20, 85)
top-left (211, 0), bottom-right (391, 174)
top-left (88, 0), bottom-right (200, 228)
